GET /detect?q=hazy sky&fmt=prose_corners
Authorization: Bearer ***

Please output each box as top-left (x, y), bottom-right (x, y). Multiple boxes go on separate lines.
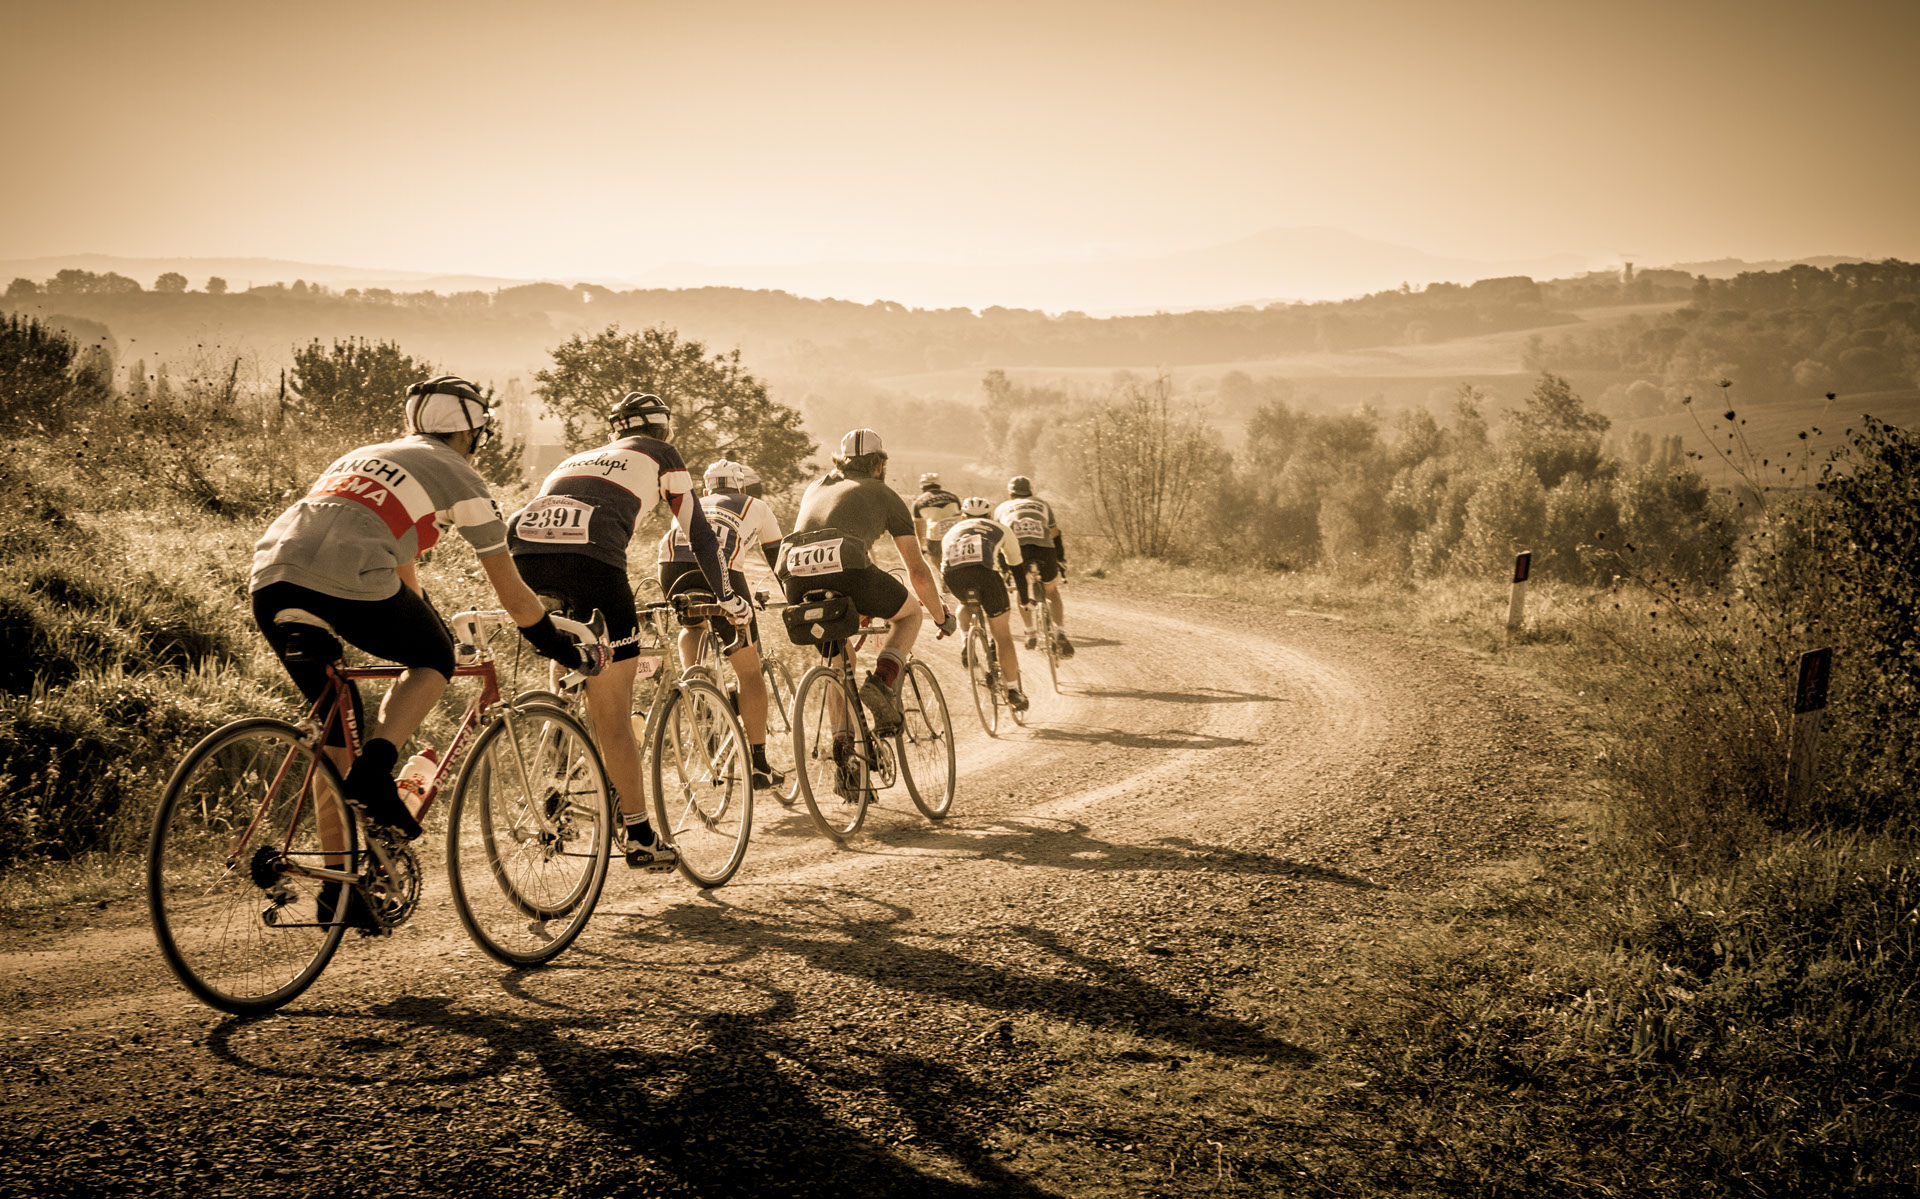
top-left (5, 0), bottom-right (1917, 283)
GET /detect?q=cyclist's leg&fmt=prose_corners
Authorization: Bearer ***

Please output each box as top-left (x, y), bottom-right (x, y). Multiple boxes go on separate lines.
top-left (718, 572), bottom-right (769, 749)
top-left (584, 657), bottom-right (644, 819)
top-left (988, 611), bottom-right (1022, 692)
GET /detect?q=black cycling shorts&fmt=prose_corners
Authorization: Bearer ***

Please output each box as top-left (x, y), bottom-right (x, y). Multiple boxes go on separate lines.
top-left (1012, 546), bottom-right (1060, 603)
top-left (253, 580), bottom-right (456, 746)
top-left (781, 563), bottom-right (908, 623)
top-left (943, 563), bottom-right (1011, 619)
top-left (514, 552), bottom-right (643, 663)
top-left (659, 561), bottom-right (756, 654)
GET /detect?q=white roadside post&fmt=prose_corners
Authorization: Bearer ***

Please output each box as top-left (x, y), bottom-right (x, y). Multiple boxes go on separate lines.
top-left (1784, 647), bottom-right (1832, 814)
top-left (1506, 551), bottom-right (1532, 638)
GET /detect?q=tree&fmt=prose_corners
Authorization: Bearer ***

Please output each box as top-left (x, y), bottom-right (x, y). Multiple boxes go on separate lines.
top-left (289, 337), bottom-right (435, 439)
top-left (205, 277), bottom-right (228, 295)
top-left (154, 272), bottom-right (188, 294)
top-left (536, 324), bottom-right (814, 495)
top-left (5, 278), bottom-right (39, 299)
top-left (1503, 372), bottom-right (1610, 489)
top-left (0, 314), bottom-right (80, 431)
top-left (1074, 373), bottom-right (1216, 559)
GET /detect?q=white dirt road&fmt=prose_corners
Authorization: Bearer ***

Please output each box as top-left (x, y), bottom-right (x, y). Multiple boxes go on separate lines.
top-left (0, 581), bottom-right (1579, 1198)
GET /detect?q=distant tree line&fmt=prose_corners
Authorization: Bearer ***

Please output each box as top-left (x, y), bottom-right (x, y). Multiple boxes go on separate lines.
top-left (6, 269), bottom-right (1587, 375)
top-left (1527, 259), bottom-right (1920, 403)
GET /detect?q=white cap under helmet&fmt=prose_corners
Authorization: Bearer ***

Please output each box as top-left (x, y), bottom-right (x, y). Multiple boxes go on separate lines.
top-left (703, 458), bottom-right (760, 490)
top-left (838, 428), bottom-right (884, 457)
top-left (404, 376), bottom-right (495, 443)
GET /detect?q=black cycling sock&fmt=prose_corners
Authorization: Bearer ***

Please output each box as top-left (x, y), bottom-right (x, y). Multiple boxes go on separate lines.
top-left (751, 743), bottom-right (771, 770)
top-left (356, 738), bottom-right (399, 777)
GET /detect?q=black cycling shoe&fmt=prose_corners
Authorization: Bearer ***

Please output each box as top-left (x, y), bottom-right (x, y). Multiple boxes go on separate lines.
top-left (343, 758), bottom-right (421, 840)
top-left (1054, 633), bottom-right (1074, 659)
top-left (316, 881), bottom-right (383, 933)
top-left (752, 763), bottom-right (787, 792)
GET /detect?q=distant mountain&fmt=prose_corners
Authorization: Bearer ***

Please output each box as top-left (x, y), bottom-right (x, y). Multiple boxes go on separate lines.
top-left (637, 227), bottom-right (1596, 313)
top-left (1664, 254), bottom-right (1873, 279)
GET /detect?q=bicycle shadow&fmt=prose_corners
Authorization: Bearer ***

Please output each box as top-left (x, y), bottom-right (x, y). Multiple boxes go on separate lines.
top-left (1075, 685), bottom-right (1284, 705)
top-left (865, 816), bottom-right (1383, 891)
top-left (1014, 723), bottom-right (1255, 750)
top-left (604, 883), bottom-right (1316, 1066)
top-left (204, 981), bottom-right (1062, 1199)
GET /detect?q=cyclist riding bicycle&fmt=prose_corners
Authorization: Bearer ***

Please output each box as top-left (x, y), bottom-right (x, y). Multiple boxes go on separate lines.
top-left (507, 391), bottom-right (750, 870)
top-left (995, 475), bottom-right (1073, 658)
top-left (910, 472), bottom-right (963, 574)
top-left (941, 495), bottom-right (1029, 712)
top-left (656, 457), bottom-right (788, 791)
top-left (781, 429), bottom-right (955, 738)
top-left (250, 375), bottom-right (598, 864)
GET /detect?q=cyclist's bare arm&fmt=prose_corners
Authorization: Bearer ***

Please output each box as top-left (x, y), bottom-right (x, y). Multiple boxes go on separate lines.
top-left (895, 534), bottom-right (947, 618)
top-left (479, 553), bottom-right (549, 628)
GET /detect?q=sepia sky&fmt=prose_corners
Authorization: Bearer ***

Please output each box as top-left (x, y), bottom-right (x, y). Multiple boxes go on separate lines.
top-left (4, 0), bottom-right (1917, 291)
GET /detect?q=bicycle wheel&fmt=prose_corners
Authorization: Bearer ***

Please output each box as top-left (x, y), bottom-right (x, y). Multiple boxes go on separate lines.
top-left (759, 656), bottom-right (800, 804)
top-left (651, 677), bottom-right (753, 888)
top-left (1039, 602), bottom-right (1061, 693)
top-left (446, 702), bottom-right (613, 967)
top-left (965, 625), bottom-right (998, 736)
top-left (897, 660), bottom-right (956, 820)
top-left (148, 718), bottom-right (354, 1015)
top-left (791, 665), bottom-right (871, 842)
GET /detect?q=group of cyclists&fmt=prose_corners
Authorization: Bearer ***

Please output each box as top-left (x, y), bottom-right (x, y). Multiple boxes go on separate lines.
top-left (247, 376), bottom-right (1073, 923)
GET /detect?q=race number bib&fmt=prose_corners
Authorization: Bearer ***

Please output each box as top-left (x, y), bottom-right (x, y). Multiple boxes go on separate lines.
top-left (517, 496), bottom-right (594, 544)
top-left (785, 538), bottom-right (846, 577)
top-left (944, 533), bottom-right (985, 567)
top-left (1011, 517), bottom-right (1047, 542)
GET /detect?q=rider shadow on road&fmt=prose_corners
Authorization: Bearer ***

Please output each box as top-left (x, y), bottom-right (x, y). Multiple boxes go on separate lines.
top-left (204, 984), bottom-right (1058, 1199)
top-left (869, 816), bottom-right (1382, 892)
top-left (1075, 684), bottom-right (1284, 705)
top-left (1017, 723), bottom-right (1255, 750)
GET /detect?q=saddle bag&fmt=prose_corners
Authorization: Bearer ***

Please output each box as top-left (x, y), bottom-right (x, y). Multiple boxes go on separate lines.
top-left (783, 592), bottom-right (860, 647)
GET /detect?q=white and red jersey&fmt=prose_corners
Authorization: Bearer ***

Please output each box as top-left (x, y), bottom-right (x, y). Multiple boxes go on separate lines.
top-left (250, 435), bottom-right (508, 602)
top-left (508, 434), bottom-right (694, 570)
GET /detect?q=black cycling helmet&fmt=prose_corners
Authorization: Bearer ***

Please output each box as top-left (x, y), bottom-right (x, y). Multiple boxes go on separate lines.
top-left (1008, 475), bottom-right (1033, 498)
top-left (404, 375), bottom-right (495, 448)
top-left (609, 391), bottom-right (671, 437)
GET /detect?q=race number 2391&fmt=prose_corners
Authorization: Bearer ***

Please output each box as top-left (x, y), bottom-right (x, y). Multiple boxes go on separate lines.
top-left (786, 539), bottom-right (845, 577)
top-left (517, 496), bottom-right (593, 543)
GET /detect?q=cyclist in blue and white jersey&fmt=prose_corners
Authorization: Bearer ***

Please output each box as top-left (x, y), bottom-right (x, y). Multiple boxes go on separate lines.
top-left (994, 475), bottom-right (1073, 657)
top-left (251, 375), bottom-right (598, 859)
top-left (508, 392), bottom-right (749, 870)
top-left (656, 457), bottom-right (787, 791)
top-left (941, 496), bottom-right (1029, 712)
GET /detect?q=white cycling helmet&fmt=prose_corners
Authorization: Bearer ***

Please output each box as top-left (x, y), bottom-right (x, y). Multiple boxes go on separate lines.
top-left (960, 495), bottom-right (991, 518)
top-left (404, 375), bottom-right (496, 447)
top-left (703, 458), bottom-right (761, 491)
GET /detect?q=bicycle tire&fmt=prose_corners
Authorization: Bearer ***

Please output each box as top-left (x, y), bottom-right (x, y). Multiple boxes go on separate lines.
top-left (148, 717), bottom-right (354, 1015)
top-left (965, 625), bottom-right (998, 736)
top-left (650, 677), bottom-right (754, 888)
top-left (1039, 599), bottom-right (1061, 693)
top-left (446, 702), bottom-right (613, 967)
top-left (759, 656), bottom-right (800, 804)
top-left (791, 665), bottom-right (872, 842)
top-left (897, 660), bottom-right (956, 820)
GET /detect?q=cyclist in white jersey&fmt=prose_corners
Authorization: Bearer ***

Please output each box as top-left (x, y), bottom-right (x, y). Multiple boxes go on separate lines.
top-left (994, 475), bottom-right (1073, 657)
top-left (657, 458), bottom-right (787, 790)
top-left (941, 496), bottom-right (1028, 711)
top-left (509, 392), bottom-right (749, 869)
top-left (250, 375), bottom-right (599, 862)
